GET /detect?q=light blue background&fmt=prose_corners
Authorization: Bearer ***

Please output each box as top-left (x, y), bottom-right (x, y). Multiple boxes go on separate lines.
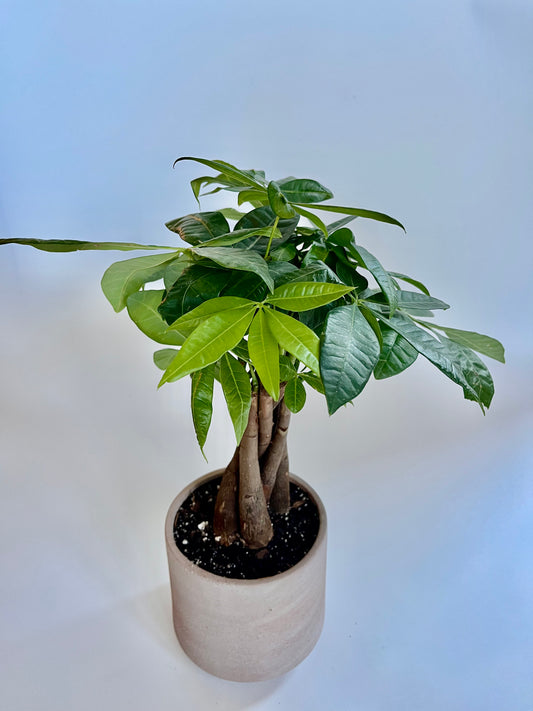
top-left (1, 1), bottom-right (532, 709)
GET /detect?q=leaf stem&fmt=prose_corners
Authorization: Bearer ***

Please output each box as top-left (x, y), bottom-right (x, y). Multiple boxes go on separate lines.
top-left (264, 217), bottom-right (280, 260)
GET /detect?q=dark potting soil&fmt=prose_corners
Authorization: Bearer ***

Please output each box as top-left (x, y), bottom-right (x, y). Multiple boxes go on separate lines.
top-left (173, 477), bottom-right (320, 580)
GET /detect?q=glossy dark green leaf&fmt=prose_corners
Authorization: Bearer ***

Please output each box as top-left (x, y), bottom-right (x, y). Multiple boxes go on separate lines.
top-left (396, 291), bottom-right (449, 312)
top-left (174, 157), bottom-right (266, 189)
top-left (191, 246), bottom-right (274, 291)
top-left (284, 378), bottom-right (306, 413)
top-left (302, 242), bottom-right (328, 264)
top-left (349, 244), bottom-right (398, 314)
top-left (220, 354), bottom-right (252, 444)
top-left (191, 364), bottom-right (215, 456)
top-left (159, 305), bottom-right (256, 385)
top-left (200, 226), bottom-right (282, 248)
top-left (375, 312), bottom-right (494, 409)
top-left (234, 206), bottom-right (298, 252)
top-left (373, 323), bottom-right (417, 379)
top-left (127, 290), bottom-right (187, 345)
top-left (326, 215), bottom-right (358, 234)
top-left (102, 253), bottom-right (182, 312)
top-left (0, 237), bottom-right (174, 252)
top-left (264, 309), bottom-right (320, 374)
top-left (153, 348), bottom-right (179, 370)
top-left (248, 309), bottom-right (280, 401)
top-left (165, 212), bottom-right (230, 245)
top-left (327, 228), bottom-right (354, 247)
top-left (163, 254), bottom-right (193, 290)
top-left (336, 260), bottom-right (369, 291)
top-left (388, 272), bottom-right (430, 296)
top-left (320, 304), bottom-right (381, 414)
top-left (265, 282), bottom-right (353, 311)
top-left (418, 323), bottom-right (505, 363)
top-left (293, 203), bottom-right (405, 231)
top-left (276, 177), bottom-right (333, 204)
top-left (267, 181), bottom-right (297, 219)
top-left (158, 264), bottom-right (230, 324)
top-left (269, 243), bottom-right (297, 262)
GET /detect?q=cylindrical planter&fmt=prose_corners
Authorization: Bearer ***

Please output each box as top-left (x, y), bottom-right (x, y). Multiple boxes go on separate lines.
top-left (165, 470), bottom-right (327, 682)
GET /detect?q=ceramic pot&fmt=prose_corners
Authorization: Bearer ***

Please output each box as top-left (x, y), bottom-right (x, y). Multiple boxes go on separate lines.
top-left (165, 469), bottom-right (327, 682)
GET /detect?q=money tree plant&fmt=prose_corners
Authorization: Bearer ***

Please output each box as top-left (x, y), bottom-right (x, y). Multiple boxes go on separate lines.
top-left (1, 157), bottom-right (504, 550)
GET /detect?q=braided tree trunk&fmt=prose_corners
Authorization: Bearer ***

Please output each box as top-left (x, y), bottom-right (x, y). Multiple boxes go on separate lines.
top-left (213, 384), bottom-right (291, 549)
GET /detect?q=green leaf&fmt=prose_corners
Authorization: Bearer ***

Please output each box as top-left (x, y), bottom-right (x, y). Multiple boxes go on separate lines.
top-left (336, 260), bottom-right (369, 291)
top-left (327, 228), bottom-right (354, 247)
top-left (320, 304), bottom-right (381, 414)
top-left (175, 157), bottom-right (266, 189)
top-left (153, 348), bottom-right (179, 370)
top-left (127, 290), bottom-right (187, 345)
top-left (269, 243), bottom-right (297, 262)
top-left (165, 212), bottom-right (230, 245)
top-left (218, 207), bottom-right (247, 221)
top-left (191, 364), bottom-right (215, 456)
top-left (159, 305), bottom-right (256, 385)
top-left (101, 252), bottom-right (181, 312)
top-left (279, 354), bottom-right (297, 382)
top-left (293, 203), bottom-right (405, 231)
top-left (396, 291), bottom-right (449, 312)
top-left (284, 378), bottom-right (306, 413)
top-left (276, 177), bottom-right (333, 204)
top-left (300, 372), bottom-right (325, 394)
top-left (293, 205), bottom-right (328, 237)
top-left (326, 216), bottom-right (358, 234)
top-left (158, 263), bottom-right (230, 324)
top-left (349, 244), bottom-right (398, 314)
top-left (0, 238), bottom-right (174, 252)
top-left (234, 206), bottom-right (298, 252)
top-left (200, 226), bottom-right (282, 248)
top-left (248, 310), bottom-right (280, 401)
top-left (375, 312), bottom-right (494, 409)
top-left (265, 282), bottom-right (353, 311)
top-left (191, 246), bottom-right (274, 291)
top-left (166, 296), bottom-right (255, 335)
top-left (264, 309), bottom-right (320, 375)
top-left (417, 323), bottom-right (505, 363)
top-left (388, 271), bottom-right (430, 296)
top-left (220, 354), bottom-right (252, 444)
top-left (267, 181), bottom-right (297, 219)
top-left (373, 323), bottom-right (417, 379)
top-left (238, 189), bottom-right (269, 206)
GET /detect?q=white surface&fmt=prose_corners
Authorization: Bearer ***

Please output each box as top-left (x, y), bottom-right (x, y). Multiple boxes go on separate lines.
top-left (1, 0), bottom-right (532, 708)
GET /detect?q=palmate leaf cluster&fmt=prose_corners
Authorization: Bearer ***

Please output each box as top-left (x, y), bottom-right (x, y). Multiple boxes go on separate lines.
top-left (1, 157), bottom-right (505, 455)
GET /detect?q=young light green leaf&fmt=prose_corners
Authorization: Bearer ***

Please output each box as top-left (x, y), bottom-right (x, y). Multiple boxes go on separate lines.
top-left (166, 296), bottom-right (256, 334)
top-left (388, 272), bottom-right (430, 296)
top-left (264, 309), bottom-right (320, 374)
top-left (191, 246), bottom-right (274, 291)
top-left (417, 323), bottom-right (505, 363)
top-left (373, 323), bottom-right (418, 379)
top-left (102, 252), bottom-right (181, 312)
top-left (165, 212), bottom-right (230, 245)
top-left (320, 304), bottom-right (381, 414)
top-left (191, 364), bottom-right (215, 457)
top-left (279, 354), bottom-right (297, 382)
top-left (284, 377), bottom-right (307, 413)
top-left (0, 238), bottom-right (174, 252)
top-left (248, 310), bottom-right (280, 401)
top-left (153, 348), bottom-right (179, 370)
top-left (220, 353), bottom-right (252, 444)
top-left (276, 177), bottom-right (333, 204)
top-left (163, 254), bottom-right (193, 289)
top-left (237, 189), bottom-right (269, 206)
top-left (267, 181), bottom-right (297, 219)
top-left (265, 282), bottom-right (353, 311)
top-left (349, 243), bottom-right (398, 314)
top-left (159, 305), bottom-right (256, 385)
top-left (293, 203), bottom-right (405, 231)
top-left (218, 207), bottom-right (247, 221)
top-left (127, 290), bottom-right (187, 344)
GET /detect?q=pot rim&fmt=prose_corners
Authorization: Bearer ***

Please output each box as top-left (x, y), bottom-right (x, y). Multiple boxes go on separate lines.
top-left (165, 469), bottom-right (327, 587)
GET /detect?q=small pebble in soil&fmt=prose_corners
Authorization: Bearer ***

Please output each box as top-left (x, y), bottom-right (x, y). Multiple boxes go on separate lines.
top-left (174, 477), bottom-right (320, 580)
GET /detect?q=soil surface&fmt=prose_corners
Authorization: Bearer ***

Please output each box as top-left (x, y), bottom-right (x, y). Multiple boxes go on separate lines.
top-left (174, 476), bottom-right (320, 579)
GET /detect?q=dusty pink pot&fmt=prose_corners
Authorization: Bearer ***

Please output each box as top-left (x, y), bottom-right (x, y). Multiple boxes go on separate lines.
top-left (165, 469), bottom-right (327, 682)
